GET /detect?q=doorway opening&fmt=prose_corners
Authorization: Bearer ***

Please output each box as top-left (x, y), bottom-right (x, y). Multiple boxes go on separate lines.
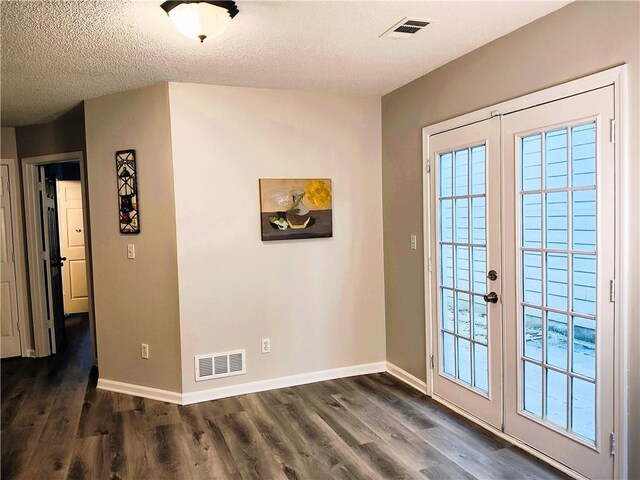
top-left (22, 151), bottom-right (96, 363)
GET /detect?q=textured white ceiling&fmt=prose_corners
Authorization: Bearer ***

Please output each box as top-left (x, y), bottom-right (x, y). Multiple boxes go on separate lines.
top-left (1, 0), bottom-right (569, 126)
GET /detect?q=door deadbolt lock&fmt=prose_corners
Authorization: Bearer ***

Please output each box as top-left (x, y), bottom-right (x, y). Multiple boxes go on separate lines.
top-left (483, 292), bottom-right (499, 304)
top-left (487, 270), bottom-right (498, 281)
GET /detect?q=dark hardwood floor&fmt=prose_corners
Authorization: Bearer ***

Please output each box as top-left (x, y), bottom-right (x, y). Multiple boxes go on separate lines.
top-left (1, 316), bottom-right (567, 480)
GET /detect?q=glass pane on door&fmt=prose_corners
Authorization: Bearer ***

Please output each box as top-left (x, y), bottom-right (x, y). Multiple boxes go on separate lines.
top-left (518, 123), bottom-right (598, 443)
top-left (438, 145), bottom-right (488, 394)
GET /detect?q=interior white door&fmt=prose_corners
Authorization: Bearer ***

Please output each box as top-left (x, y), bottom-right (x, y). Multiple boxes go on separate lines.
top-left (39, 167), bottom-right (65, 353)
top-left (1, 165), bottom-right (22, 358)
top-left (57, 180), bottom-right (88, 314)
top-left (427, 117), bottom-right (503, 428)
top-left (501, 86), bottom-right (615, 479)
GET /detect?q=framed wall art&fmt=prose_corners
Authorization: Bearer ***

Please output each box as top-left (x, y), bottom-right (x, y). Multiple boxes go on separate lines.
top-left (116, 149), bottom-right (140, 234)
top-left (259, 178), bottom-right (332, 241)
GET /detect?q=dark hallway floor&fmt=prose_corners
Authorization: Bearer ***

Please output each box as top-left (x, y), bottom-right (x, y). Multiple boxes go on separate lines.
top-left (1, 316), bottom-right (567, 479)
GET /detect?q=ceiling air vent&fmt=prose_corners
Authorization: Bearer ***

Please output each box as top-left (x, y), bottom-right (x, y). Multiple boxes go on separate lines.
top-left (195, 349), bottom-right (246, 382)
top-left (381, 17), bottom-right (430, 39)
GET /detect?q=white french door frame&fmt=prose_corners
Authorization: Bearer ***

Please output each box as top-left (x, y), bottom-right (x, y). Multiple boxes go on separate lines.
top-left (22, 151), bottom-right (97, 363)
top-left (422, 65), bottom-right (628, 479)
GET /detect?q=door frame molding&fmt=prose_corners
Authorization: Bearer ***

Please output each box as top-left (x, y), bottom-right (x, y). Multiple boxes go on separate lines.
top-left (422, 65), bottom-right (628, 479)
top-left (1, 157), bottom-right (31, 357)
top-left (22, 151), bottom-right (97, 363)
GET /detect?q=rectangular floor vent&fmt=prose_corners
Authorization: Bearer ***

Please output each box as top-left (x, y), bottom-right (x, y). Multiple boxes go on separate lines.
top-left (195, 349), bottom-right (246, 382)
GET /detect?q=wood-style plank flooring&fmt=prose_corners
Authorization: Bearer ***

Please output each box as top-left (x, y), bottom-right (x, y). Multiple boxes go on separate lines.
top-left (2, 316), bottom-right (567, 479)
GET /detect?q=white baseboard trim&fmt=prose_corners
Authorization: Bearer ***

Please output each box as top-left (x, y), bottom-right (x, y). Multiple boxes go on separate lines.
top-left (182, 361), bottom-right (386, 405)
top-left (96, 362), bottom-right (386, 406)
top-left (385, 362), bottom-right (428, 394)
top-left (97, 378), bottom-right (183, 405)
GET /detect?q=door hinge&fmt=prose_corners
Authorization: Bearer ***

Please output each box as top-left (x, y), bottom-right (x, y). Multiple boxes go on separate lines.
top-left (610, 432), bottom-right (616, 455)
top-left (426, 161), bottom-right (431, 174)
top-left (11, 251), bottom-right (15, 263)
top-left (46, 319), bottom-right (53, 329)
top-left (610, 279), bottom-right (615, 303)
top-left (40, 251), bottom-right (48, 260)
top-left (36, 181), bottom-right (44, 192)
top-left (610, 119), bottom-right (615, 144)
top-left (430, 354), bottom-right (434, 369)
top-left (428, 257), bottom-right (433, 272)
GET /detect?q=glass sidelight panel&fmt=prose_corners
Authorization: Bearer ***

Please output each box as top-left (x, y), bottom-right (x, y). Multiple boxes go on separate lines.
top-left (572, 378), bottom-right (595, 442)
top-left (441, 288), bottom-right (455, 331)
top-left (455, 199), bottom-right (469, 243)
top-left (545, 129), bottom-right (568, 189)
top-left (455, 149), bottom-right (469, 195)
top-left (523, 252), bottom-right (542, 305)
top-left (518, 122), bottom-right (599, 444)
top-left (522, 194), bottom-right (542, 248)
top-left (523, 307), bottom-right (542, 361)
top-left (474, 343), bottom-right (488, 392)
top-left (546, 253), bottom-right (568, 310)
top-left (523, 361), bottom-right (542, 416)
top-left (443, 332), bottom-right (455, 376)
top-left (572, 317), bottom-right (596, 379)
top-left (522, 134), bottom-right (542, 191)
top-left (546, 369), bottom-right (568, 429)
top-left (440, 153), bottom-right (453, 197)
top-left (441, 245), bottom-right (454, 288)
top-left (457, 292), bottom-right (471, 336)
top-left (547, 312), bottom-right (568, 370)
top-left (438, 144), bottom-right (489, 395)
top-left (546, 192), bottom-right (567, 249)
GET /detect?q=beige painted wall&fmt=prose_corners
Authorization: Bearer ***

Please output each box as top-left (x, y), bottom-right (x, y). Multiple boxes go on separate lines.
top-left (382, 1), bottom-right (639, 476)
top-left (1, 127), bottom-right (18, 158)
top-left (84, 83), bottom-right (182, 392)
top-left (168, 83), bottom-right (385, 393)
top-left (15, 117), bottom-right (85, 160)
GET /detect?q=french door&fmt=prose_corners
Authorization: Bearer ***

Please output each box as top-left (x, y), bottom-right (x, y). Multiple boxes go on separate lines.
top-left (428, 117), bottom-right (503, 429)
top-left (502, 86), bottom-right (615, 479)
top-left (427, 86), bottom-right (615, 479)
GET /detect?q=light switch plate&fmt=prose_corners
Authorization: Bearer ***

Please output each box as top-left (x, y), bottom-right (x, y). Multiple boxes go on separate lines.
top-left (410, 235), bottom-right (417, 250)
top-left (127, 244), bottom-right (135, 259)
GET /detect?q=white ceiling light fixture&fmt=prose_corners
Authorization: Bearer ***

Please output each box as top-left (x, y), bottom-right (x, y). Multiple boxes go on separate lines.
top-left (160, 1), bottom-right (239, 43)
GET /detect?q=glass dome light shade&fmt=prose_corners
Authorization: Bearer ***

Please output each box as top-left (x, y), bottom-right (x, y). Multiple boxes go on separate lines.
top-left (168, 2), bottom-right (232, 42)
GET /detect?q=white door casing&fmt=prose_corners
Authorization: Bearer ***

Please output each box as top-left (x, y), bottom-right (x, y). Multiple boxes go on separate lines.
top-left (57, 180), bottom-right (88, 314)
top-left (0, 165), bottom-right (22, 358)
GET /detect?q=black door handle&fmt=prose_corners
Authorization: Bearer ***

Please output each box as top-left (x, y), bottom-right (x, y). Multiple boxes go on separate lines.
top-left (483, 292), bottom-right (498, 304)
top-left (52, 257), bottom-right (67, 268)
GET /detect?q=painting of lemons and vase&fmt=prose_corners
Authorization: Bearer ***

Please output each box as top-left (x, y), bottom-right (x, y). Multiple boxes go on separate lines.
top-left (259, 178), bottom-right (332, 241)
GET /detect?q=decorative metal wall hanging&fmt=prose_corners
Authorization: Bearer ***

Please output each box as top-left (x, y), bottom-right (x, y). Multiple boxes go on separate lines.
top-left (116, 149), bottom-right (140, 234)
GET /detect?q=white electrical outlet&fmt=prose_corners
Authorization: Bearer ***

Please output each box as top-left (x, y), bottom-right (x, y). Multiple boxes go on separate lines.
top-left (261, 338), bottom-right (271, 354)
top-left (410, 234), bottom-right (417, 250)
top-left (141, 343), bottom-right (149, 359)
top-left (127, 244), bottom-right (136, 259)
